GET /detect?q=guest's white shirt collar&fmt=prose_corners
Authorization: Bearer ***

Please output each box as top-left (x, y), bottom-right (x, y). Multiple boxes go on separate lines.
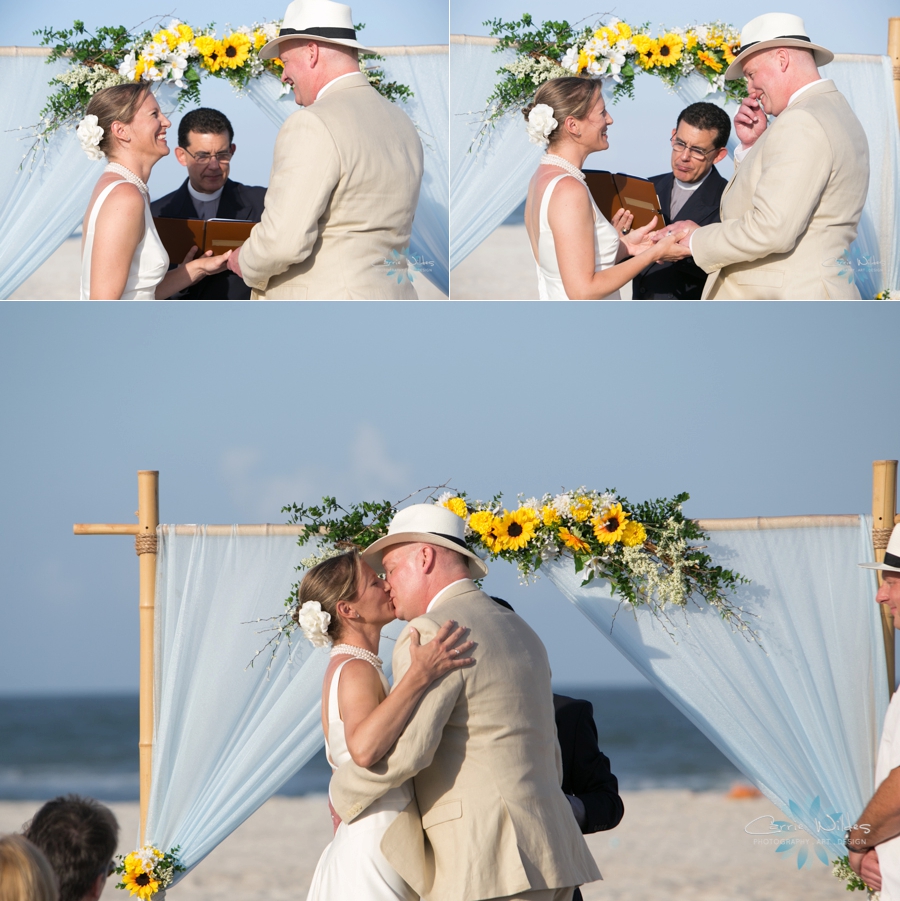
top-left (316, 71), bottom-right (360, 101)
top-left (787, 78), bottom-right (826, 107)
top-left (425, 579), bottom-right (470, 614)
top-left (187, 181), bottom-right (224, 203)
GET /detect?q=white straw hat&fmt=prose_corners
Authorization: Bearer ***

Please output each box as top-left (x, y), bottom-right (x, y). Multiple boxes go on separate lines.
top-left (259, 0), bottom-right (375, 60)
top-left (860, 524), bottom-right (900, 574)
top-left (725, 12), bottom-right (833, 80)
top-left (363, 504), bottom-right (489, 579)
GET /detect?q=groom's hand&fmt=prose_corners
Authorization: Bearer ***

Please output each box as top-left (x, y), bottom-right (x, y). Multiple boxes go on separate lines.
top-left (227, 245), bottom-right (243, 278)
top-left (734, 96), bottom-right (768, 149)
top-left (648, 220), bottom-right (699, 245)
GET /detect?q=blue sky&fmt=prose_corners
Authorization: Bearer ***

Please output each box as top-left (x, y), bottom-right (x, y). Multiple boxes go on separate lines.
top-left (1, 302), bottom-right (898, 694)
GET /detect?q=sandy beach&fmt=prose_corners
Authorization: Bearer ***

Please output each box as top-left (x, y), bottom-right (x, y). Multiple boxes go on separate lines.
top-left (0, 791), bottom-right (848, 900)
top-left (9, 236), bottom-right (448, 300)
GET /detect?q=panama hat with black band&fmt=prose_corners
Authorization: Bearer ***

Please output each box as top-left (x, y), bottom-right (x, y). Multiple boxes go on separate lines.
top-left (259, 0), bottom-right (376, 60)
top-left (363, 504), bottom-right (489, 580)
top-left (725, 12), bottom-right (834, 81)
top-left (860, 524), bottom-right (900, 574)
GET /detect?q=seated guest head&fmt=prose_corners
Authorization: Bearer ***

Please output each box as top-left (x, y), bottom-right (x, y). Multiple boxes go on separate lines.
top-left (670, 102), bottom-right (730, 184)
top-left (0, 834), bottom-right (59, 901)
top-left (23, 796), bottom-right (118, 901)
top-left (85, 83), bottom-right (169, 167)
top-left (175, 108), bottom-right (236, 195)
top-left (523, 77), bottom-right (611, 154)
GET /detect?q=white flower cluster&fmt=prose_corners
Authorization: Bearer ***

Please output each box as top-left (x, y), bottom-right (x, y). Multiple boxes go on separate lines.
top-left (561, 18), bottom-right (635, 83)
top-left (299, 546), bottom-right (346, 571)
top-left (621, 518), bottom-right (689, 607)
top-left (547, 488), bottom-right (617, 519)
top-left (54, 65), bottom-right (129, 93)
top-left (296, 600), bottom-right (332, 648)
top-left (118, 20), bottom-right (200, 87)
top-left (502, 55), bottom-right (568, 88)
top-left (76, 114), bottom-right (105, 161)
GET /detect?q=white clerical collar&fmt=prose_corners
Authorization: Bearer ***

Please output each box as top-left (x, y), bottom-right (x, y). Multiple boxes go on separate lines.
top-left (316, 71), bottom-right (360, 101)
top-left (425, 579), bottom-right (470, 614)
top-left (788, 78), bottom-right (826, 108)
top-left (673, 169), bottom-right (712, 192)
top-left (187, 181), bottom-right (224, 203)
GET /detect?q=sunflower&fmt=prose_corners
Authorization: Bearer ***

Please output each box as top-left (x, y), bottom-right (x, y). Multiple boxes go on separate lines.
top-left (576, 48), bottom-right (589, 73)
top-left (697, 50), bottom-right (723, 73)
top-left (622, 520), bottom-right (647, 547)
top-left (655, 33), bottom-right (684, 67)
top-left (591, 503), bottom-right (630, 544)
top-left (441, 497), bottom-right (467, 519)
top-left (253, 29), bottom-right (268, 50)
top-left (541, 505), bottom-right (560, 527)
top-left (493, 508), bottom-right (540, 551)
top-left (220, 32), bottom-right (252, 69)
top-left (121, 868), bottom-right (159, 900)
top-left (570, 496), bottom-right (593, 522)
top-left (722, 42), bottom-right (738, 65)
top-left (631, 34), bottom-right (659, 70)
top-left (195, 35), bottom-right (224, 72)
top-left (559, 527), bottom-right (590, 554)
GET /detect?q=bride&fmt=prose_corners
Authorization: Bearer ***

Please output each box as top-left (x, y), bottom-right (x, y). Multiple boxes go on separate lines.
top-left (77, 84), bottom-right (230, 299)
top-left (295, 550), bottom-right (474, 900)
top-left (524, 77), bottom-right (692, 299)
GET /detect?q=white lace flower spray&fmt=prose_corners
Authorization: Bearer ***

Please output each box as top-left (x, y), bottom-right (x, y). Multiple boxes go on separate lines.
top-left (526, 103), bottom-right (558, 146)
top-left (297, 600), bottom-right (332, 648)
top-left (76, 114), bottom-right (105, 161)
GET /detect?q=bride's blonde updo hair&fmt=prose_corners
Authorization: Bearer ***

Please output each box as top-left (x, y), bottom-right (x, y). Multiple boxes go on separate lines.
top-left (84, 83), bottom-right (153, 157)
top-left (523, 77), bottom-right (604, 146)
top-left (292, 550), bottom-right (361, 643)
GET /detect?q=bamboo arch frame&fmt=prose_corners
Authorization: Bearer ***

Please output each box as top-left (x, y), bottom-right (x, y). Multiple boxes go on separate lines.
top-left (74, 461), bottom-right (899, 844)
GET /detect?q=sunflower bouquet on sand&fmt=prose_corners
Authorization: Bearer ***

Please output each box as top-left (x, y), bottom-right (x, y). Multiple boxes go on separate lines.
top-left (115, 845), bottom-right (184, 900)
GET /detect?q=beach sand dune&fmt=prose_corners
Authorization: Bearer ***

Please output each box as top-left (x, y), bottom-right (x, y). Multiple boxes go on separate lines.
top-left (0, 791), bottom-right (848, 900)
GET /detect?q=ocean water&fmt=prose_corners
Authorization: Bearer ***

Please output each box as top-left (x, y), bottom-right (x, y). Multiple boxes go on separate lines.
top-left (0, 687), bottom-right (743, 802)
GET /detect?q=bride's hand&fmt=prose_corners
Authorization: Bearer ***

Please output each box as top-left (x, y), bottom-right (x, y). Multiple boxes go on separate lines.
top-left (651, 229), bottom-right (694, 262)
top-left (182, 247), bottom-right (232, 283)
top-left (408, 619), bottom-right (475, 684)
top-left (620, 214), bottom-right (659, 256)
top-left (610, 207), bottom-right (634, 238)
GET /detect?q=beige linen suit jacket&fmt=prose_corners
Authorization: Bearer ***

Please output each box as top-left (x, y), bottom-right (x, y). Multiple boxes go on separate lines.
top-left (239, 72), bottom-right (424, 299)
top-left (691, 79), bottom-right (869, 299)
top-left (330, 580), bottom-right (601, 901)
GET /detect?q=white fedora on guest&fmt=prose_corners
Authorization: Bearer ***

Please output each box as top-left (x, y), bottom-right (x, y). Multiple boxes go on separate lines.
top-left (860, 524), bottom-right (900, 574)
top-left (259, 0), bottom-right (375, 60)
top-left (363, 503), bottom-right (489, 579)
top-left (725, 12), bottom-right (834, 80)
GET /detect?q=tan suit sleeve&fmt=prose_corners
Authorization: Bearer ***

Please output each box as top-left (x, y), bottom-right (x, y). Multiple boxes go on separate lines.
top-left (692, 110), bottom-right (832, 272)
top-left (239, 110), bottom-right (340, 291)
top-left (330, 616), bottom-right (463, 823)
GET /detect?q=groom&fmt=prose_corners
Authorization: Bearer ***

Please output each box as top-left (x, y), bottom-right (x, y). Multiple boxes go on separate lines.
top-left (330, 504), bottom-right (601, 901)
top-left (226, 0), bottom-right (424, 299)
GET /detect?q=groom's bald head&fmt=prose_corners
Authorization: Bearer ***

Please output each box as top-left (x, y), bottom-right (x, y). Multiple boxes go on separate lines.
top-left (381, 543), bottom-right (470, 621)
top-left (278, 38), bottom-right (360, 106)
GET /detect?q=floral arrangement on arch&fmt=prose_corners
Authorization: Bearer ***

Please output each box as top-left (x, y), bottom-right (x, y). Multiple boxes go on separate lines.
top-left (30, 17), bottom-right (413, 145)
top-left (114, 845), bottom-right (184, 900)
top-left (479, 13), bottom-right (747, 136)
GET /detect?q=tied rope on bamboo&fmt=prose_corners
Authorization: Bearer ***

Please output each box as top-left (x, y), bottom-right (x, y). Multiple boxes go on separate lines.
top-left (135, 533), bottom-right (158, 555)
top-left (873, 528), bottom-right (894, 549)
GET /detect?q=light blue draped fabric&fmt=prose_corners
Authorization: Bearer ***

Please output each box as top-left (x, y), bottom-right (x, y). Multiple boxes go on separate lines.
top-left (546, 515), bottom-right (887, 858)
top-left (243, 51), bottom-right (449, 295)
top-left (146, 526), bottom-right (402, 881)
top-left (0, 54), bottom-right (101, 299)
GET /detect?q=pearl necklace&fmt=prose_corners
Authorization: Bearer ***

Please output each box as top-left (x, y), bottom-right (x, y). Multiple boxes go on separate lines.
top-left (105, 162), bottom-right (149, 196)
top-left (541, 153), bottom-right (586, 183)
top-left (330, 644), bottom-right (383, 669)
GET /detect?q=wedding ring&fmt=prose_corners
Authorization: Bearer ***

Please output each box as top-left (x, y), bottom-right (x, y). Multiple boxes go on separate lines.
top-left (621, 227), bottom-right (631, 235)
top-left (451, 648), bottom-right (459, 656)
top-left (666, 230), bottom-right (673, 236)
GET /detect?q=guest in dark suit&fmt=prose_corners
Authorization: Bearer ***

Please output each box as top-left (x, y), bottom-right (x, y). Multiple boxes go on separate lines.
top-left (491, 597), bottom-right (623, 900)
top-left (150, 108), bottom-right (266, 299)
top-left (632, 102), bottom-right (731, 299)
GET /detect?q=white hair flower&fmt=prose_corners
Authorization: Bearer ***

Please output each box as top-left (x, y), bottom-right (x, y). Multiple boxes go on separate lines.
top-left (296, 600), bottom-right (332, 648)
top-left (526, 103), bottom-right (558, 146)
top-left (76, 114), bottom-right (105, 161)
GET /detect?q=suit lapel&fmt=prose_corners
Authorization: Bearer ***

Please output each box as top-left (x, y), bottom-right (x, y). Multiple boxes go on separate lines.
top-left (653, 174), bottom-right (674, 224)
top-left (679, 169), bottom-right (723, 224)
top-left (172, 180), bottom-right (197, 218)
top-left (217, 181), bottom-right (251, 220)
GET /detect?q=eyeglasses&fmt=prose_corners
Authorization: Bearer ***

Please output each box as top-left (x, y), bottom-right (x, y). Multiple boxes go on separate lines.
top-left (670, 136), bottom-right (717, 162)
top-left (182, 148), bottom-right (233, 164)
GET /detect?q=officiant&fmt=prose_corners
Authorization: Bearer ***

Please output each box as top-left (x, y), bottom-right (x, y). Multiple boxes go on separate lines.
top-left (150, 108), bottom-right (266, 299)
top-left (631, 103), bottom-right (729, 300)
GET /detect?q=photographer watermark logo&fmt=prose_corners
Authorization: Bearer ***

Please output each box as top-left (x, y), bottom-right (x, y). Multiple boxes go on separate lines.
top-left (823, 250), bottom-right (882, 286)
top-left (374, 247), bottom-right (435, 284)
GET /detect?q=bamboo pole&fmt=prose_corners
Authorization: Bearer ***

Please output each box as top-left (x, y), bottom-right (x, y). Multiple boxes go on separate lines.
top-left (890, 19), bottom-right (900, 132)
top-left (873, 460), bottom-right (898, 694)
top-left (136, 471), bottom-right (159, 845)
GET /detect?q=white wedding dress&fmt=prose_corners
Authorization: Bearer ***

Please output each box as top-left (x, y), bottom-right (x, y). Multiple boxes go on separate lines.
top-left (80, 180), bottom-right (169, 300)
top-left (534, 173), bottom-right (621, 300)
top-left (306, 659), bottom-right (417, 901)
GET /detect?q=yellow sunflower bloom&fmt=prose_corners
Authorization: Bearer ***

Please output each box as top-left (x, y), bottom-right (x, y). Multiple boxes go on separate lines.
top-left (697, 50), bottom-right (723, 73)
top-left (253, 30), bottom-right (268, 50)
top-left (571, 497), bottom-right (593, 522)
top-left (122, 869), bottom-right (159, 900)
top-left (592, 503), bottom-right (630, 544)
top-left (220, 32), bottom-right (252, 69)
top-left (541, 505), bottom-right (560, 527)
top-left (723, 43), bottom-right (738, 65)
top-left (442, 497), bottom-right (468, 519)
top-left (194, 35), bottom-right (224, 72)
top-left (576, 49), bottom-right (589, 73)
top-left (493, 508), bottom-right (540, 552)
top-left (631, 34), bottom-right (659, 70)
top-left (622, 520), bottom-right (647, 547)
top-left (134, 57), bottom-right (148, 80)
top-left (559, 527), bottom-right (590, 554)
top-left (655, 33), bottom-right (684, 67)
top-left (468, 511), bottom-right (496, 537)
